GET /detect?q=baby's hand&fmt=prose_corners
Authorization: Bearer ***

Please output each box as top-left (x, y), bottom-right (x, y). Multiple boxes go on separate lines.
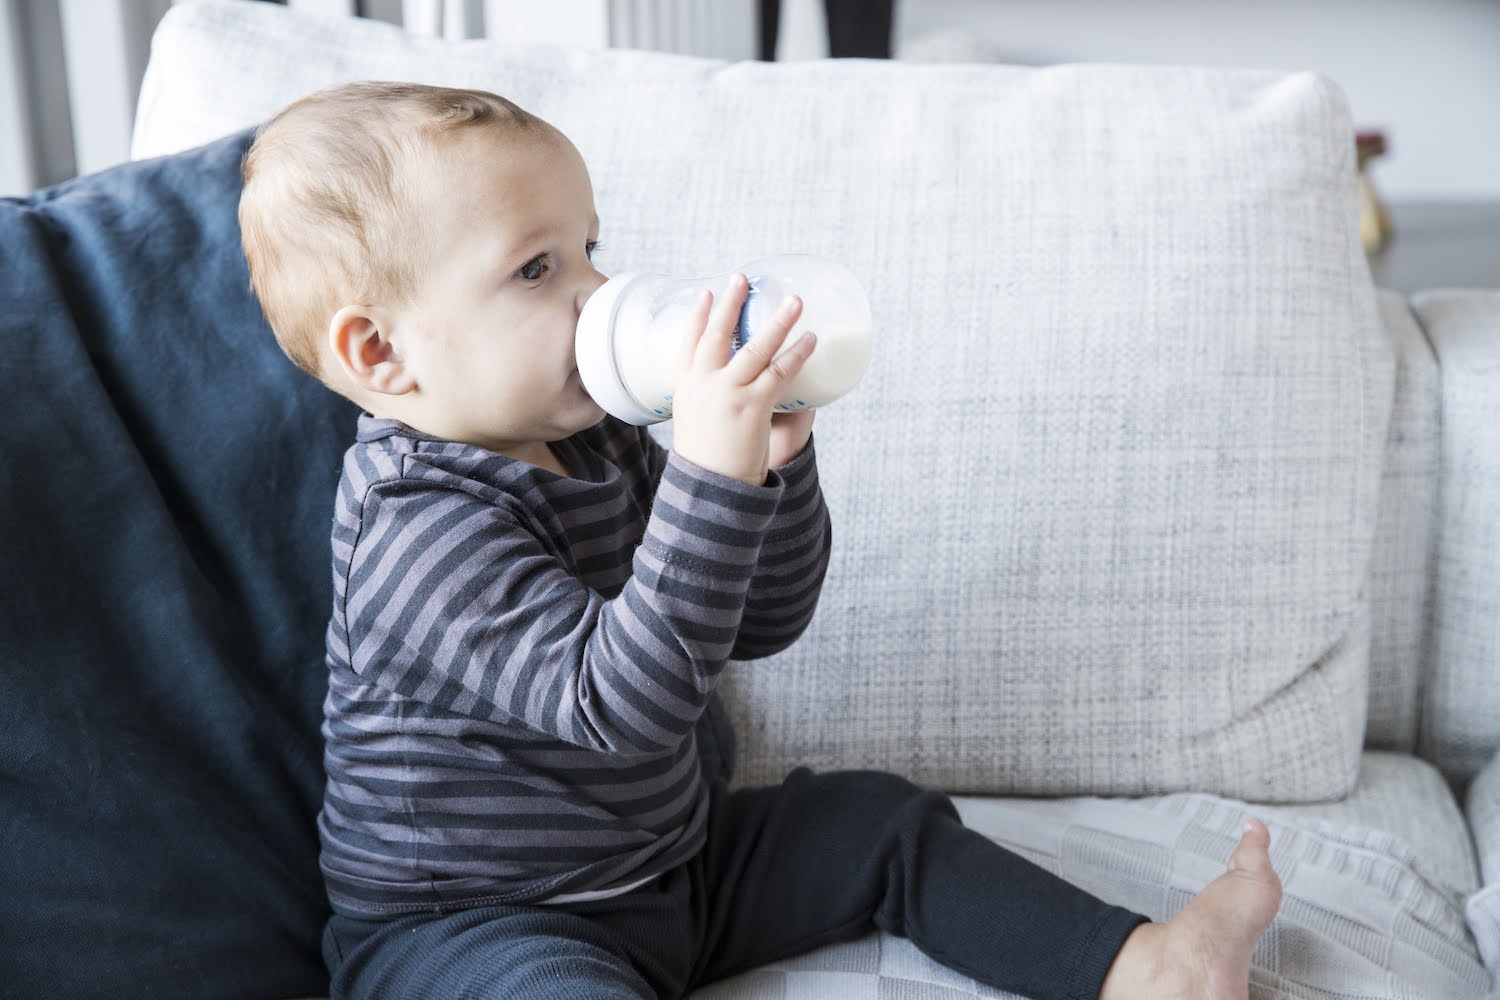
top-left (671, 274), bottom-right (817, 486)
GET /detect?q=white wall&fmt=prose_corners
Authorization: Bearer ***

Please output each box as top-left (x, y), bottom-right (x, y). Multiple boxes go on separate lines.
top-left (893, 0), bottom-right (1500, 202)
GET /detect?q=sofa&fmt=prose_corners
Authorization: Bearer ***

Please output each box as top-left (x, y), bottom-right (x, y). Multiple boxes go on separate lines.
top-left (3, 1), bottom-right (1498, 997)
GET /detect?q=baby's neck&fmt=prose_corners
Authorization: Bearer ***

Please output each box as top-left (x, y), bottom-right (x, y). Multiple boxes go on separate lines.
top-left (487, 437), bottom-right (572, 478)
top-left (365, 399), bottom-right (572, 476)
top-left (529, 443), bottom-right (573, 478)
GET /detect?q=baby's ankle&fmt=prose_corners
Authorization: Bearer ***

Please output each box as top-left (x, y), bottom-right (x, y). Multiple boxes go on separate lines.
top-left (1097, 923), bottom-right (1173, 1000)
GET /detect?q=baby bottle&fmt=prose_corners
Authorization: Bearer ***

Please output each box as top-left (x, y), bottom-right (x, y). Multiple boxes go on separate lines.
top-left (575, 254), bottom-right (874, 426)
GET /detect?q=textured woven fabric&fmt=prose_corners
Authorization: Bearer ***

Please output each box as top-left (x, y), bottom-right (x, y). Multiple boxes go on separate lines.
top-left (1469, 887), bottom-right (1500, 995)
top-left (1364, 292), bottom-right (1440, 752)
top-left (1471, 750), bottom-right (1500, 890)
top-left (1467, 750), bottom-right (1500, 979)
top-left (136, 0), bottom-right (1389, 803)
top-left (691, 770), bottom-right (1490, 999)
top-left (1265, 751), bottom-right (1478, 896)
top-left (1412, 291), bottom-right (1500, 787)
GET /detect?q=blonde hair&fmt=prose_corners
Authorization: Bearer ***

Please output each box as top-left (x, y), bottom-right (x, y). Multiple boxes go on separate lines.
top-left (239, 81), bottom-right (552, 381)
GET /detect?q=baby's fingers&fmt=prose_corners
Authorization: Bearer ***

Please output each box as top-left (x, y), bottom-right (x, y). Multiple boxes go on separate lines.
top-left (693, 273), bottom-right (749, 371)
top-left (753, 330), bottom-right (818, 395)
top-left (677, 288), bottom-right (714, 372)
top-left (727, 294), bottom-right (803, 384)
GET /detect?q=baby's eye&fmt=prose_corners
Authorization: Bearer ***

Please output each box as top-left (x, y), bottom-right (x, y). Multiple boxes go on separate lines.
top-left (586, 240), bottom-right (602, 260)
top-left (518, 254), bottom-right (549, 281)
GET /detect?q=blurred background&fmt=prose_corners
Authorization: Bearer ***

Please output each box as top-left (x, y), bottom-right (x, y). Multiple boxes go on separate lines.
top-left (4, 0), bottom-right (1497, 288)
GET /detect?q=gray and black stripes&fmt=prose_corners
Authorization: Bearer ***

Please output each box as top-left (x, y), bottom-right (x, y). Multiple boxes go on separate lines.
top-left (318, 415), bottom-right (830, 916)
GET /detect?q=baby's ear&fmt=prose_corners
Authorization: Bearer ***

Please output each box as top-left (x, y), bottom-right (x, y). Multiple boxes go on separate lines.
top-left (327, 306), bottom-right (416, 396)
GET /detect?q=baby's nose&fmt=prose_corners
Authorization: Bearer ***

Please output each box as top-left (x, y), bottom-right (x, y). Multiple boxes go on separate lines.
top-left (577, 268), bottom-right (608, 315)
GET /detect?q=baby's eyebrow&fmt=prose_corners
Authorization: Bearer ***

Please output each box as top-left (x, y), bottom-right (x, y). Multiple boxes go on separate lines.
top-left (516, 216), bottom-right (599, 245)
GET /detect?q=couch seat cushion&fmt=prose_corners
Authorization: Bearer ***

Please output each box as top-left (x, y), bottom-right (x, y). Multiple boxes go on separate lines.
top-left (1263, 750), bottom-right (1480, 896)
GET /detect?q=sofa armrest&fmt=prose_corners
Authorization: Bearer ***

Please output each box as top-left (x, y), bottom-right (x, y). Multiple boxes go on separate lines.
top-left (1465, 748), bottom-right (1500, 976)
top-left (1469, 749), bottom-right (1500, 887)
top-left (1412, 290), bottom-right (1500, 787)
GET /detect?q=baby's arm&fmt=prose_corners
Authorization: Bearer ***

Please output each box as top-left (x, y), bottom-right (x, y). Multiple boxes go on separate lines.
top-left (731, 436), bottom-right (831, 659)
top-left (637, 428), bottom-right (831, 662)
top-left (640, 275), bottom-right (832, 660)
top-left (344, 458), bottom-right (784, 757)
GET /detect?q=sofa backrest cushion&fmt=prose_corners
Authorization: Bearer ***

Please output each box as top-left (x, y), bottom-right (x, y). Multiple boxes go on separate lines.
top-left (1413, 290), bottom-right (1500, 786)
top-left (131, 1), bottom-right (1393, 803)
top-left (1363, 291), bottom-right (1440, 753)
top-left (0, 129), bottom-right (350, 999)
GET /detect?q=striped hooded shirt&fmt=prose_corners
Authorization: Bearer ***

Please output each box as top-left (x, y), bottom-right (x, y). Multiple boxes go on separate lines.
top-left (318, 413), bottom-right (830, 917)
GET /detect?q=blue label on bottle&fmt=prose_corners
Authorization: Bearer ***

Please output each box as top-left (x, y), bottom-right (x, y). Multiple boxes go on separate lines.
top-left (732, 274), bottom-right (768, 353)
top-left (731, 274), bottom-right (815, 414)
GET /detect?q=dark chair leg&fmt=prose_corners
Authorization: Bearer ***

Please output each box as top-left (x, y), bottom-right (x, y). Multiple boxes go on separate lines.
top-left (758, 0), bottom-right (781, 60)
top-left (824, 0), bottom-right (894, 58)
top-left (761, 0), bottom-right (896, 60)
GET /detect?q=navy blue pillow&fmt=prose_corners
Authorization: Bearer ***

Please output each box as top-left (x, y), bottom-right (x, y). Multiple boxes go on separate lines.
top-left (0, 130), bottom-right (356, 999)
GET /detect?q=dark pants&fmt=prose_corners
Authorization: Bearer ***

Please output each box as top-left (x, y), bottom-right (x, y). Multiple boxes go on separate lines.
top-left (324, 769), bottom-right (1147, 1000)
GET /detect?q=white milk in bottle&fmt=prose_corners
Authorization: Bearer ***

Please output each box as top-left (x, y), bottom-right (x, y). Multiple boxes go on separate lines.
top-left (575, 254), bottom-right (873, 425)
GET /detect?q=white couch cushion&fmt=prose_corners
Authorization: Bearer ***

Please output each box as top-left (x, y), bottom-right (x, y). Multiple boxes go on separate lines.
top-left (1265, 750), bottom-right (1479, 896)
top-left (1363, 292), bottom-right (1440, 752)
top-left (1412, 291), bottom-right (1500, 786)
top-left (136, 0), bottom-right (1391, 801)
top-left (1466, 749), bottom-right (1500, 979)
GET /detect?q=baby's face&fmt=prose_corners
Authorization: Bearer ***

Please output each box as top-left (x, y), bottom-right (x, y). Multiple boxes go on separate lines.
top-left (388, 127), bottom-right (607, 457)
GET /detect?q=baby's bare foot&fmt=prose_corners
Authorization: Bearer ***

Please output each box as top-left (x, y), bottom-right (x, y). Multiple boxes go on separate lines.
top-left (1099, 818), bottom-right (1283, 1000)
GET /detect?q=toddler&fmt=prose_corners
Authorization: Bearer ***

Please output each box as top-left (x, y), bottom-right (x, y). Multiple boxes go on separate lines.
top-left (239, 81), bottom-right (1282, 1000)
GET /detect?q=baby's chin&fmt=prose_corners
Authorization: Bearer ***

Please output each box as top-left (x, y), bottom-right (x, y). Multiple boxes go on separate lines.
top-left (552, 394), bottom-right (606, 437)
top-left (569, 374), bottom-right (607, 421)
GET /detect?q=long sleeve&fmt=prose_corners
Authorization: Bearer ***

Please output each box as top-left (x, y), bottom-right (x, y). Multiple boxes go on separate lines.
top-left (337, 451), bottom-right (784, 756)
top-left (731, 438), bottom-right (832, 659)
top-left (634, 428), bottom-right (832, 661)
